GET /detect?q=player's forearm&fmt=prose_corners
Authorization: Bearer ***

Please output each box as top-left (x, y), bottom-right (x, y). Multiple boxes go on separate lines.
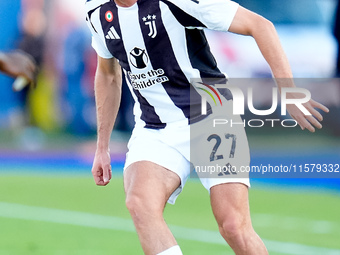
top-left (95, 67), bottom-right (122, 152)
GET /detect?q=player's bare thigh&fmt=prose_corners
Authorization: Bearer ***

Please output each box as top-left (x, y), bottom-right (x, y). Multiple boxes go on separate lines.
top-left (124, 161), bottom-right (181, 208)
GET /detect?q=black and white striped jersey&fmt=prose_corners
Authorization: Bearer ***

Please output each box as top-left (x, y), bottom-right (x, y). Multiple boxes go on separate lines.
top-left (85, 0), bottom-right (238, 129)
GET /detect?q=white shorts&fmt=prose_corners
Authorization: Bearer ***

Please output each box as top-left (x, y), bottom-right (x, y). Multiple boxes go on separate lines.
top-left (124, 101), bottom-right (250, 204)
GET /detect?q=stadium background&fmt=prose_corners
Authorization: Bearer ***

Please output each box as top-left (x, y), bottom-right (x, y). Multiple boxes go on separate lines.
top-left (0, 0), bottom-right (339, 254)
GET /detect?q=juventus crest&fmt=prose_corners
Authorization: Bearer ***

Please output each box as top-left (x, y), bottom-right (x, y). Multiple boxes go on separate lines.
top-left (142, 14), bottom-right (157, 38)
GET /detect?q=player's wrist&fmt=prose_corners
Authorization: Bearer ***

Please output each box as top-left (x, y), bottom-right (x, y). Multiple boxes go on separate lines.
top-left (96, 143), bottom-right (110, 154)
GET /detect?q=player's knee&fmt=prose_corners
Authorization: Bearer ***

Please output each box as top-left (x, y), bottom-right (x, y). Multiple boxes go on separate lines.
top-left (125, 193), bottom-right (143, 215)
top-left (218, 217), bottom-right (249, 245)
top-left (125, 193), bottom-right (162, 221)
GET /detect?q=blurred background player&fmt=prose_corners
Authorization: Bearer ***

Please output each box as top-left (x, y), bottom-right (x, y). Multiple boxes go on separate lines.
top-left (0, 50), bottom-right (36, 85)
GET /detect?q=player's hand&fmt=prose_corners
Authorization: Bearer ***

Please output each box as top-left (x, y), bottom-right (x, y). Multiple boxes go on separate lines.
top-left (91, 149), bottom-right (112, 186)
top-left (286, 96), bottom-right (329, 133)
top-left (0, 50), bottom-right (37, 84)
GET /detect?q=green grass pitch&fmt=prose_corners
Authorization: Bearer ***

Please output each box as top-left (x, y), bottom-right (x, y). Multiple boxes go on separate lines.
top-left (0, 172), bottom-right (339, 255)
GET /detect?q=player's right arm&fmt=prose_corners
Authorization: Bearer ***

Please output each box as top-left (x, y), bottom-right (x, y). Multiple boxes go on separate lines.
top-left (92, 56), bottom-right (122, 186)
top-left (228, 6), bottom-right (329, 132)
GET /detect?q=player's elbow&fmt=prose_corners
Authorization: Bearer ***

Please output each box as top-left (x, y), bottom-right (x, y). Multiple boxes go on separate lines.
top-left (96, 63), bottom-right (122, 88)
top-left (95, 70), bottom-right (122, 91)
top-left (259, 16), bottom-right (275, 33)
top-left (230, 7), bottom-right (276, 37)
top-left (249, 15), bottom-right (275, 37)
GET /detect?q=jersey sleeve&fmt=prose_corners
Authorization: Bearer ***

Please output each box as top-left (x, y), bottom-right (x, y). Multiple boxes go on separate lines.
top-left (86, 20), bottom-right (114, 59)
top-left (85, 0), bottom-right (114, 59)
top-left (163, 0), bottom-right (239, 32)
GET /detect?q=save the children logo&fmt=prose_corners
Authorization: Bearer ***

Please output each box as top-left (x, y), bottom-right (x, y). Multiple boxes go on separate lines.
top-left (129, 47), bottom-right (149, 69)
top-left (128, 47), bottom-right (169, 89)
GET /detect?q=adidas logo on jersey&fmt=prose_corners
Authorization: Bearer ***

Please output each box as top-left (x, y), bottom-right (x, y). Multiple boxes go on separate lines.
top-left (105, 26), bottom-right (120, 40)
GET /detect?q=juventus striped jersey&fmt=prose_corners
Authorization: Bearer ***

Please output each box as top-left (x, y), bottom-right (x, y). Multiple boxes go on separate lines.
top-left (85, 0), bottom-right (239, 129)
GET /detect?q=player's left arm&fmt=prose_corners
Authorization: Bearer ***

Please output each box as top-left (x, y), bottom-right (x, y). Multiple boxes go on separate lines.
top-left (228, 6), bottom-right (329, 132)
